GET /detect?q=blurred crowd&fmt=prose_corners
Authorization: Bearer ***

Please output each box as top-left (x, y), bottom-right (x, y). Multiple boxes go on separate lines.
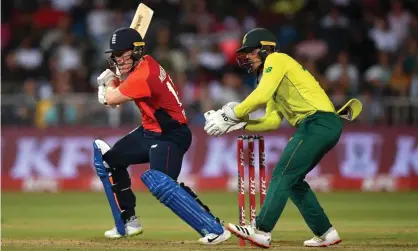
top-left (2, 0), bottom-right (418, 127)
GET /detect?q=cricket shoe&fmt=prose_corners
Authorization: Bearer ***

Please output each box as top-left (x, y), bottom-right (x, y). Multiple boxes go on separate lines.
top-left (226, 223), bottom-right (271, 248)
top-left (304, 227), bottom-right (342, 247)
top-left (104, 216), bottom-right (144, 239)
top-left (198, 228), bottom-right (232, 245)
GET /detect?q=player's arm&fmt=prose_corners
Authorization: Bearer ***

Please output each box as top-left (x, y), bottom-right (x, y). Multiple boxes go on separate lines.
top-left (234, 53), bottom-right (287, 119)
top-left (244, 100), bottom-right (282, 132)
top-left (107, 73), bottom-right (151, 105)
top-left (104, 85), bottom-right (133, 105)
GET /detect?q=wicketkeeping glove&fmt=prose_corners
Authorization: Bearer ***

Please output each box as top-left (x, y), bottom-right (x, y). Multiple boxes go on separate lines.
top-left (204, 109), bottom-right (246, 136)
top-left (221, 102), bottom-right (240, 121)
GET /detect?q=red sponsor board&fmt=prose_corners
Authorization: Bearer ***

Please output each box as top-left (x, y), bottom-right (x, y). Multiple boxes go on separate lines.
top-left (1, 126), bottom-right (418, 192)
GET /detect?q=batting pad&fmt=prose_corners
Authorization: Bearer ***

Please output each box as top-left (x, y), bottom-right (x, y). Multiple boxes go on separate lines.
top-left (141, 169), bottom-right (224, 236)
top-left (93, 140), bottom-right (126, 236)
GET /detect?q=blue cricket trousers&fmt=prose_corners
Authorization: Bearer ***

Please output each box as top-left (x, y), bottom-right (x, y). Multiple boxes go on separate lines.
top-left (103, 125), bottom-right (192, 219)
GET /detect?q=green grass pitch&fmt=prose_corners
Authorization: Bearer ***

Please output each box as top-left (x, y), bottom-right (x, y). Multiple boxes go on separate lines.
top-left (2, 191), bottom-right (418, 250)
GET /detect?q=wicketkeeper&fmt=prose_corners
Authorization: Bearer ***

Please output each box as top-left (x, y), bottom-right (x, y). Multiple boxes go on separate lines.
top-left (93, 27), bottom-right (231, 244)
top-left (204, 28), bottom-right (362, 248)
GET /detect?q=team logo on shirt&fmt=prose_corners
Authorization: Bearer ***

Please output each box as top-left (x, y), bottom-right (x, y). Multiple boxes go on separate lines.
top-left (158, 65), bottom-right (167, 82)
top-left (265, 66), bottom-right (272, 73)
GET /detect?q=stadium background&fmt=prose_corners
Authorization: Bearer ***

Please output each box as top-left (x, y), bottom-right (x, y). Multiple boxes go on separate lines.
top-left (2, 0), bottom-right (418, 191)
top-left (1, 0), bottom-right (418, 250)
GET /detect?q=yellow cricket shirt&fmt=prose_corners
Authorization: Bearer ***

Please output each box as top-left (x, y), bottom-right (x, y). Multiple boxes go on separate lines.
top-left (234, 52), bottom-right (336, 131)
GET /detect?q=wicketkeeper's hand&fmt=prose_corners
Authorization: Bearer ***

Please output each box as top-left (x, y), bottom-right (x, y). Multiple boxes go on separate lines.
top-left (97, 69), bottom-right (117, 86)
top-left (222, 102), bottom-right (239, 119)
top-left (204, 108), bottom-right (247, 137)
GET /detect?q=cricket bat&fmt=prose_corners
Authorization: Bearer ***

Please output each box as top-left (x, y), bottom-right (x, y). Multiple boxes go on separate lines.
top-left (108, 3), bottom-right (153, 108)
top-left (115, 4), bottom-right (154, 78)
top-left (337, 98), bottom-right (363, 122)
top-left (130, 3), bottom-right (154, 39)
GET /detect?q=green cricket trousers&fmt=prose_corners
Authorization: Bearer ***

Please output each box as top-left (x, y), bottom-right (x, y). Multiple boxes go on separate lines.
top-left (256, 111), bottom-right (343, 236)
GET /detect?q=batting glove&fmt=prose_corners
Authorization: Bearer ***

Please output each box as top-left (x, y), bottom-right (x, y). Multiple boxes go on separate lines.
top-left (97, 69), bottom-right (116, 86)
top-left (98, 86), bottom-right (107, 105)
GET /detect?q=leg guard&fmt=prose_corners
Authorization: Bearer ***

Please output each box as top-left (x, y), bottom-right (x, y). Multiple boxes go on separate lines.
top-left (179, 182), bottom-right (222, 225)
top-left (141, 169), bottom-right (224, 236)
top-left (93, 139), bottom-right (126, 236)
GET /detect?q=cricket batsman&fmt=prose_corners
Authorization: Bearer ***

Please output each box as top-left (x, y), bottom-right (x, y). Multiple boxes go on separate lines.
top-left (93, 27), bottom-right (231, 244)
top-left (204, 28), bottom-right (362, 248)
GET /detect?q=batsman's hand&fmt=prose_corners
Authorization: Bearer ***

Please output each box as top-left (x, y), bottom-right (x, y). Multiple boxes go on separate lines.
top-left (97, 85), bottom-right (118, 108)
top-left (204, 109), bottom-right (246, 137)
top-left (98, 86), bottom-right (107, 105)
top-left (97, 69), bottom-right (117, 86)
